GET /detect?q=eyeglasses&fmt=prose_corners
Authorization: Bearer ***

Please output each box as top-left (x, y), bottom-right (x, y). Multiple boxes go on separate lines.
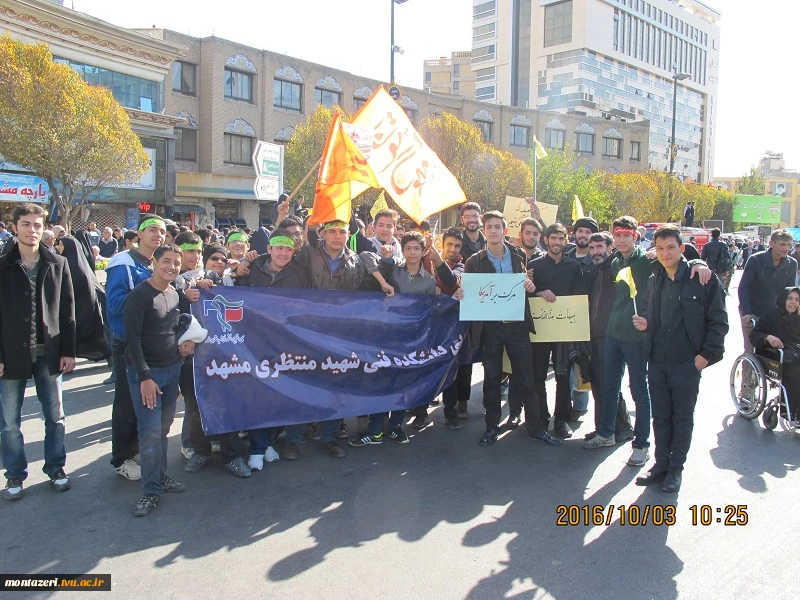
top-left (209, 255), bottom-right (226, 262)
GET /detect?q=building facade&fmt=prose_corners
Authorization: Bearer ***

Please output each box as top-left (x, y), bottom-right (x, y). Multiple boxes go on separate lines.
top-left (135, 29), bottom-right (648, 229)
top-left (423, 51), bottom-right (476, 97)
top-left (0, 0), bottom-right (186, 229)
top-left (471, 0), bottom-right (720, 183)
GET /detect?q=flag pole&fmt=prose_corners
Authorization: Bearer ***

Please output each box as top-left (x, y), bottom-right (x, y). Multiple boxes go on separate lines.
top-left (532, 149), bottom-right (537, 205)
top-left (632, 297), bottom-right (638, 316)
top-left (287, 158), bottom-right (322, 202)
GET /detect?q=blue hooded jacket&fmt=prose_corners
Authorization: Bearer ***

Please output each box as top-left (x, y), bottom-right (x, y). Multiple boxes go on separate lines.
top-left (105, 250), bottom-right (152, 339)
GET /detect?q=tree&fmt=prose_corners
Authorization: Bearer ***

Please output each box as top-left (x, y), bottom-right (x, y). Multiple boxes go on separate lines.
top-left (736, 166), bottom-right (766, 195)
top-left (0, 36), bottom-right (150, 227)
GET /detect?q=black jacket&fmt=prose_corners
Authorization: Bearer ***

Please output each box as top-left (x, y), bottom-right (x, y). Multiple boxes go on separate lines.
top-left (641, 258), bottom-right (729, 366)
top-left (236, 255), bottom-right (310, 289)
top-left (701, 239), bottom-right (731, 274)
top-left (738, 249), bottom-right (797, 318)
top-left (529, 253), bottom-right (586, 296)
top-left (0, 243), bottom-right (76, 378)
top-left (589, 253), bottom-right (615, 338)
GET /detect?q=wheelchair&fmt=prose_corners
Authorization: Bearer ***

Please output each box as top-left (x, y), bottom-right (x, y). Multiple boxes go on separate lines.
top-left (730, 346), bottom-right (800, 432)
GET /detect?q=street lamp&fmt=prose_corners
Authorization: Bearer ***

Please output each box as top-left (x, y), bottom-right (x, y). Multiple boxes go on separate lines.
top-left (390, 0), bottom-right (410, 84)
top-left (669, 71), bottom-right (691, 176)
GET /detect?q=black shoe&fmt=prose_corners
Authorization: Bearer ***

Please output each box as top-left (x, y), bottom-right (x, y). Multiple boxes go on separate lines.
top-left (615, 429), bottom-right (635, 443)
top-left (445, 418), bottom-right (463, 430)
top-left (479, 430), bottom-right (498, 446)
top-left (553, 420), bottom-right (573, 438)
top-left (662, 471), bottom-right (682, 493)
top-left (503, 415), bottom-right (522, 429)
top-left (161, 474), bottom-right (186, 493)
top-left (133, 493), bottom-right (160, 517)
top-left (410, 414), bottom-right (430, 430)
top-left (49, 469), bottom-right (71, 492)
top-left (102, 374), bottom-right (116, 385)
top-left (530, 430), bottom-right (563, 446)
top-left (323, 441), bottom-right (347, 458)
top-left (635, 469), bottom-right (667, 486)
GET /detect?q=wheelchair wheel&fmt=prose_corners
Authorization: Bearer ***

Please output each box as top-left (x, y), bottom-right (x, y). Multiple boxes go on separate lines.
top-left (762, 403), bottom-right (779, 430)
top-left (730, 353), bottom-right (767, 419)
top-left (777, 388), bottom-right (800, 434)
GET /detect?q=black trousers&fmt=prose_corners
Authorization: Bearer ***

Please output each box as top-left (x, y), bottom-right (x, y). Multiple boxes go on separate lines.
top-left (532, 342), bottom-right (572, 423)
top-left (481, 322), bottom-right (544, 435)
top-left (590, 336), bottom-right (633, 434)
top-left (649, 360), bottom-right (701, 473)
top-left (110, 337), bottom-right (138, 468)
top-left (179, 360), bottom-right (241, 461)
top-left (442, 363), bottom-right (473, 421)
top-left (782, 361), bottom-right (800, 418)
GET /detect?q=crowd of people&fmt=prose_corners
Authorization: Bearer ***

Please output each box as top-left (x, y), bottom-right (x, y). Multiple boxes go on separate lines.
top-left (1, 196), bottom-right (797, 518)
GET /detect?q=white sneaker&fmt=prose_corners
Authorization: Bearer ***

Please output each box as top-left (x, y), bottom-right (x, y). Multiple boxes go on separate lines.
top-left (264, 446), bottom-right (280, 463)
top-left (115, 459), bottom-right (142, 481)
top-left (211, 441), bottom-right (221, 453)
top-left (181, 447), bottom-right (194, 460)
top-left (583, 434), bottom-right (615, 449)
top-left (627, 447), bottom-right (650, 467)
top-left (247, 454), bottom-right (264, 471)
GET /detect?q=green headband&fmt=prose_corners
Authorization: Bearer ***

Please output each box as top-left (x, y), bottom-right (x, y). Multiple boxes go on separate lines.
top-left (179, 242), bottom-right (203, 251)
top-left (227, 232), bottom-right (249, 243)
top-left (269, 235), bottom-right (295, 249)
top-left (323, 220), bottom-right (348, 231)
top-left (139, 217), bottom-right (165, 231)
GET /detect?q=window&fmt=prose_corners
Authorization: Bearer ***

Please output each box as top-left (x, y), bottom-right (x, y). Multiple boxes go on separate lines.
top-left (354, 97), bottom-right (367, 111)
top-left (545, 128), bottom-right (565, 149)
top-left (602, 137), bottom-right (621, 158)
top-left (474, 66), bottom-right (496, 82)
top-left (630, 141), bottom-right (641, 161)
top-left (273, 79), bottom-right (302, 112)
top-left (172, 61), bottom-right (196, 95)
top-left (314, 88), bottom-right (340, 108)
top-left (175, 128), bottom-right (197, 161)
top-left (454, 64), bottom-right (460, 76)
top-left (472, 44), bottom-right (496, 63)
top-left (224, 133), bottom-right (253, 165)
top-left (453, 81), bottom-right (460, 92)
top-left (510, 125), bottom-right (530, 147)
top-left (475, 121), bottom-right (493, 142)
top-left (475, 85), bottom-right (495, 100)
top-left (473, 22), bottom-right (496, 42)
top-left (544, 1), bottom-right (573, 48)
top-left (576, 133), bottom-right (595, 153)
top-left (404, 109), bottom-right (418, 125)
top-left (224, 68), bottom-right (253, 102)
top-left (473, 1), bottom-right (496, 19)
top-left (425, 71), bottom-right (432, 83)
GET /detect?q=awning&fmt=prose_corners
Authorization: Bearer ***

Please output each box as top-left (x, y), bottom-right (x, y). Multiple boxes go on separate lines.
top-left (172, 203), bottom-right (206, 214)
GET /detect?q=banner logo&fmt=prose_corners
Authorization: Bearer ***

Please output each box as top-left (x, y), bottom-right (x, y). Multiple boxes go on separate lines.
top-left (203, 295), bottom-right (244, 332)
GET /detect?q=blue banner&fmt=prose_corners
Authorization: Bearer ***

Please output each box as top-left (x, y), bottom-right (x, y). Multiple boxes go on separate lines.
top-left (192, 287), bottom-right (470, 435)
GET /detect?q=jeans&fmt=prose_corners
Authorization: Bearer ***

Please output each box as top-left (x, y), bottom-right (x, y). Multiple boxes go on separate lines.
top-left (368, 411), bottom-right (405, 435)
top-left (481, 322), bottom-right (544, 435)
top-left (0, 356), bottom-right (65, 480)
top-left (248, 427), bottom-right (281, 455)
top-left (532, 342), bottom-right (571, 423)
top-left (127, 360), bottom-right (182, 495)
top-left (649, 361), bottom-right (701, 472)
top-left (284, 419), bottom-right (339, 444)
top-left (570, 367), bottom-right (590, 412)
top-left (111, 337), bottom-right (139, 468)
top-left (590, 336), bottom-right (633, 435)
top-left (442, 363), bottom-right (473, 421)
top-left (599, 336), bottom-right (651, 447)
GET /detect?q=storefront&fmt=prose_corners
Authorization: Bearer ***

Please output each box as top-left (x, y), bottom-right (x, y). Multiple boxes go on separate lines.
top-left (0, 171), bottom-right (50, 223)
top-left (176, 172), bottom-right (258, 229)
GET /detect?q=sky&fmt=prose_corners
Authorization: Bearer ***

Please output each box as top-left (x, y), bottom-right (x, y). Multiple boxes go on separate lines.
top-left (70, 0), bottom-right (798, 179)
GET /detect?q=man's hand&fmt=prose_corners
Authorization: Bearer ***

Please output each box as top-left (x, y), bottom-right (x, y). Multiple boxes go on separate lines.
top-left (245, 250), bottom-right (259, 261)
top-left (632, 315), bottom-right (648, 332)
top-left (178, 341), bottom-right (196, 357)
top-left (195, 278), bottom-right (214, 290)
top-left (537, 289), bottom-right (556, 302)
top-left (184, 288), bottom-right (200, 303)
top-left (365, 223), bottom-right (374, 238)
top-left (765, 335), bottom-right (784, 349)
top-left (454, 288), bottom-right (464, 301)
top-left (426, 244), bottom-right (443, 266)
top-left (235, 260), bottom-right (251, 277)
top-left (645, 249), bottom-right (656, 260)
top-left (277, 199), bottom-right (289, 221)
top-left (523, 279), bottom-right (536, 294)
top-left (741, 314), bottom-right (754, 327)
top-left (690, 264), bottom-right (712, 285)
top-left (0, 362), bottom-right (5, 378)
top-left (140, 379), bottom-right (161, 409)
top-left (59, 357), bottom-right (76, 374)
top-left (694, 355), bottom-right (709, 371)
top-left (380, 281), bottom-right (395, 297)
top-left (379, 245), bottom-right (394, 260)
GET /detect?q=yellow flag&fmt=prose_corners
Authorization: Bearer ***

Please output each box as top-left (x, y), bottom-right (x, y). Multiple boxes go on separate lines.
top-left (351, 87), bottom-right (466, 224)
top-left (370, 190), bottom-right (389, 219)
top-left (572, 195), bottom-right (584, 222)
top-left (532, 135), bottom-right (547, 160)
top-left (615, 267), bottom-right (637, 298)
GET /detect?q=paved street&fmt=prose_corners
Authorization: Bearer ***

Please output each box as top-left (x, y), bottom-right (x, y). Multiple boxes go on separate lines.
top-left (1, 271), bottom-right (798, 600)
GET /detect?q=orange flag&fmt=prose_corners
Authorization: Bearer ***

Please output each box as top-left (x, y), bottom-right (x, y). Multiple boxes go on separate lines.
top-left (309, 111), bottom-right (379, 226)
top-left (352, 87), bottom-right (466, 224)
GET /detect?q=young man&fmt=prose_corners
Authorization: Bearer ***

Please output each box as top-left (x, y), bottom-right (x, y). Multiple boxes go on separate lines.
top-left (0, 203), bottom-right (76, 501)
top-left (125, 244), bottom-right (194, 516)
top-left (700, 228), bottom-right (731, 284)
top-left (99, 227), bottom-right (118, 258)
top-left (529, 223), bottom-right (585, 438)
top-left (225, 230), bottom-right (250, 262)
top-left (459, 202), bottom-right (486, 260)
top-left (583, 216), bottom-right (654, 466)
top-left (519, 218), bottom-right (545, 262)
top-left (633, 225), bottom-right (728, 492)
top-left (462, 211), bottom-right (561, 447)
top-left (105, 214), bottom-right (166, 481)
top-left (683, 201), bottom-right (695, 227)
top-left (350, 231), bottom-right (441, 447)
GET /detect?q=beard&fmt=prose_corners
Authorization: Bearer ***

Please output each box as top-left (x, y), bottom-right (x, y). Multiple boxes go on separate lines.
top-left (575, 238), bottom-right (590, 248)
